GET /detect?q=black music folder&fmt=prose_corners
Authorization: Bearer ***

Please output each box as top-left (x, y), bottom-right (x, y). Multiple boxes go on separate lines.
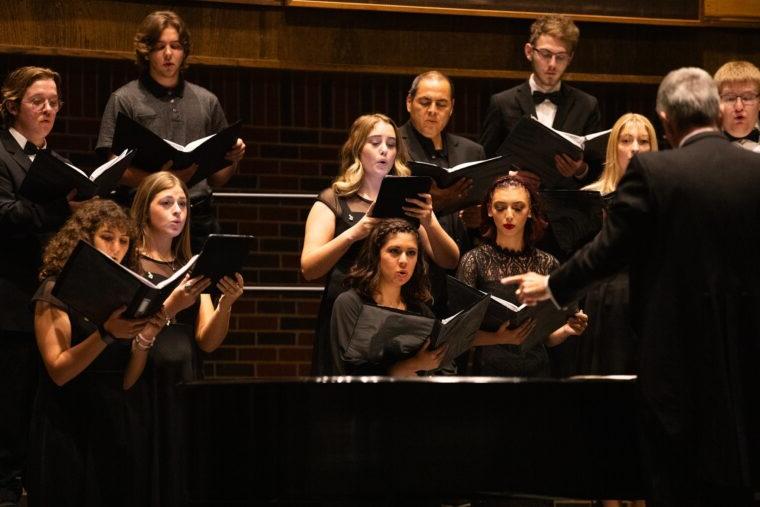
top-left (52, 240), bottom-right (198, 324)
top-left (349, 293), bottom-right (489, 369)
top-left (409, 155), bottom-right (510, 214)
top-left (540, 189), bottom-right (605, 255)
top-left (446, 276), bottom-right (572, 352)
top-left (112, 112), bottom-right (241, 181)
top-left (369, 175), bottom-right (432, 226)
top-left (19, 149), bottom-right (135, 204)
top-left (190, 234), bottom-right (254, 295)
top-left (500, 116), bottom-right (610, 188)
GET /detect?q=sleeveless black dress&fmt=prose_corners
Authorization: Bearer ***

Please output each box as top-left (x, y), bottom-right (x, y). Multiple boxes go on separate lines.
top-left (27, 277), bottom-right (150, 507)
top-left (310, 188), bottom-right (371, 375)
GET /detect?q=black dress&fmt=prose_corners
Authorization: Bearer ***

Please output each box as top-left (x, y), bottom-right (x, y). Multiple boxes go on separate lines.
top-left (138, 255), bottom-right (201, 507)
top-left (26, 278), bottom-right (150, 507)
top-left (311, 188), bottom-right (372, 375)
top-left (456, 240), bottom-right (559, 377)
top-left (575, 270), bottom-right (639, 374)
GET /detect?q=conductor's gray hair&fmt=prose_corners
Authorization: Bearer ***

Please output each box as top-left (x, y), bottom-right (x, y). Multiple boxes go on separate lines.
top-left (656, 67), bottom-right (720, 133)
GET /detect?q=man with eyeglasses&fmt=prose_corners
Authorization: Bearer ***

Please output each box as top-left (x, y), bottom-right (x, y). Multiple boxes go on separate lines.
top-left (479, 15), bottom-right (602, 377)
top-left (479, 14), bottom-right (601, 181)
top-left (714, 61), bottom-right (760, 152)
top-left (0, 66), bottom-right (72, 507)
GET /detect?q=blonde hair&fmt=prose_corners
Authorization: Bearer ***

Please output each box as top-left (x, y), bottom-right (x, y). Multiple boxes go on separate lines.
top-left (714, 61), bottom-right (760, 94)
top-left (332, 114), bottom-right (411, 197)
top-left (131, 171), bottom-right (192, 264)
top-left (584, 113), bottom-right (658, 195)
top-left (529, 15), bottom-right (580, 54)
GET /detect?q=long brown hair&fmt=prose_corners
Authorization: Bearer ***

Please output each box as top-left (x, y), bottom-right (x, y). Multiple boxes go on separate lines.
top-left (40, 199), bottom-right (137, 280)
top-left (480, 173), bottom-right (547, 249)
top-left (130, 171), bottom-right (192, 264)
top-left (344, 218), bottom-right (431, 304)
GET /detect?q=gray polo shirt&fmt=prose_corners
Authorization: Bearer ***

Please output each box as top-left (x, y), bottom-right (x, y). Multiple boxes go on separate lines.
top-left (97, 74), bottom-right (228, 201)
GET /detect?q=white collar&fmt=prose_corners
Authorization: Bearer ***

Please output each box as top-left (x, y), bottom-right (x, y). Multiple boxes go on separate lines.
top-left (8, 127), bottom-right (46, 151)
top-left (529, 74), bottom-right (562, 94)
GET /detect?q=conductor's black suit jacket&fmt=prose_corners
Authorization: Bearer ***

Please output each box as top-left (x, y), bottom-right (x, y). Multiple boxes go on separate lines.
top-left (549, 131), bottom-right (760, 490)
top-left (0, 129), bottom-right (69, 333)
top-left (478, 80), bottom-right (602, 164)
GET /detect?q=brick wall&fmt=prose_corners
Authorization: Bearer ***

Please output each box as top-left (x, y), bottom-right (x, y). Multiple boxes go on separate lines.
top-left (1, 54), bottom-right (659, 378)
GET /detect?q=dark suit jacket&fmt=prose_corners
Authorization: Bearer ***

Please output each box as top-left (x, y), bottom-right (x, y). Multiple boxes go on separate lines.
top-left (399, 121), bottom-right (485, 316)
top-left (549, 131), bottom-right (760, 488)
top-left (400, 121), bottom-right (486, 168)
top-left (479, 80), bottom-right (601, 162)
top-left (0, 129), bottom-right (69, 333)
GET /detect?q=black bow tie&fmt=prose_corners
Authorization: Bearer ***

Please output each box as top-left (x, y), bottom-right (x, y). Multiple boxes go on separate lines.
top-left (725, 128), bottom-right (760, 143)
top-left (532, 90), bottom-right (562, 105)
top-left (23, 142), bottom-right (40, 156)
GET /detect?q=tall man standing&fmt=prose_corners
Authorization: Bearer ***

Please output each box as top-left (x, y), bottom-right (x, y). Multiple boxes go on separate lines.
top-left (479, 14), bottom-right (601, 182)
top-left (399, 70), bottom-right (486, 318)
top-left (713, 60), bottom-right (760, 152)
top-left (505, 68), bottom-right (760, 506)
top-left (0, 66), bottom-right (71, 506)
top-left (97, 10), bottom-right (245, 252)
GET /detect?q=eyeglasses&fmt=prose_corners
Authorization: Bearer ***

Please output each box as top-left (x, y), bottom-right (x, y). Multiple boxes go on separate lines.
top-left (22, 96), bottom-right (63, 112)
top-left (720, 93), bottom-right (759, 105)
top-left (531, 46), bottom-right (571, 64)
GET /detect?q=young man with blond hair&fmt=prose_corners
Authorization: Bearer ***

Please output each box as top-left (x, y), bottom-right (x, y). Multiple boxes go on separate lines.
top-left (714, 60), bottom-right (760, 151)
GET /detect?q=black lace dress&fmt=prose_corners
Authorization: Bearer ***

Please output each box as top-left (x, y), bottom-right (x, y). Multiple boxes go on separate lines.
top-left (138, 254), bottom-right (201, 507)
top-left (311, 187), bottom-right (372, 375)
top-left (26, 278), bottom-right (150, 507)
top-left (456, 240), bottom-right (559, 376)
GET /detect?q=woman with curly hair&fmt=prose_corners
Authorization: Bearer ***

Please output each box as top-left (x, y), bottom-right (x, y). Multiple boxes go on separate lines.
top-left (27, 199), bottom-right (163, 506)
top-left (330, 218), bottom-right (447, 376)
top-left (301, 113), bottom-right (459, 375)
top-left (456, 174), bottom-right (588, 376)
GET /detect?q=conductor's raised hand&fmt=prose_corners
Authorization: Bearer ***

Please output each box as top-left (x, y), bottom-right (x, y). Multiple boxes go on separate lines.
top-left (403, 192), bottom-right (434, 228)
top-left (218, 273), bottom-right (245, 310)
top-left (102, 306), bottom-right (150, 339)
top-left (501, 272), bottom-right (551, 306)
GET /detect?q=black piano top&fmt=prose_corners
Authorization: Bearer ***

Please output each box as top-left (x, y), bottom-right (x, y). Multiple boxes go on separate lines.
top-left (182, 376), bottom-right (644, 505)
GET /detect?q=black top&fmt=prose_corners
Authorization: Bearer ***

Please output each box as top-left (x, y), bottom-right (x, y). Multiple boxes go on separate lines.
top-left (457, 240), bottom-right (559, 376)
top-left (329, 288), bottom-right (438, 375)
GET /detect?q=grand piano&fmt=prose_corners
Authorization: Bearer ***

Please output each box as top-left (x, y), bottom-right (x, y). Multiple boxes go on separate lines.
top-left (182, 376), bottom-right (644, 505)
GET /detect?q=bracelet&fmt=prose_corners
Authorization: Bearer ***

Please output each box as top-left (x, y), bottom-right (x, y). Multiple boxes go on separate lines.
top-left (98, 325), bottom-right (115, 345)
top-left (133, 333), bottom-right (155, 351)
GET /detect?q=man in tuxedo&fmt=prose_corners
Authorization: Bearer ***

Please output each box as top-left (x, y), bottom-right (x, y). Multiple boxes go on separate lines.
top-left (0, 66), bottom-right (71, 506)
top-left (478, 14), bottom-right (601, 182)
top-left (399, 70), bottom-right (485, 318)
top-left (505, 67), bottom-right (760, 506)
top-left (714, 61), bottom-right (760, 152)
top-left (97, 10), bottom-right (245, 252)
